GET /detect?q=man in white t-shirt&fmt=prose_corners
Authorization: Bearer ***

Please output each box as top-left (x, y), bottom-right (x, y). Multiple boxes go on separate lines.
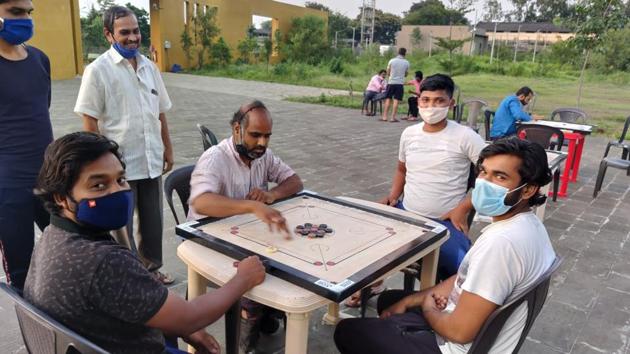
top-left (381, 47), bottom-right (410, 122)
top-left (335, 138), bottom-right (556, 354)
top-left (380, 74), bottom-right (486, 281)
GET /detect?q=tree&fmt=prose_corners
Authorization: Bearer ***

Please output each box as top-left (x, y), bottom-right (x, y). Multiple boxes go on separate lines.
top-left (435, 37), bottom-right (470, 74)
top-left (483, 0), bottom-right (503, 21)
top-left (96, 0), bottom-right (116, 10)
top-left (191, 7), bottom-right (220, 69)
top-left (353, 9), bottom-right (402, 44)
top-left (403, 0), bottom-right (468, 25)
top-left (262, 38), bottom-right (273, 70)
top-left (570, 0), bottom-right (627, 106)
top-left (283, 15), bottom-right (329, 64)
top-left (125, 3), bottom-right (150, 48)
top-left (180, 27), bottom-right (193, 67)
top-left (80, 5), bottom-right (109, 55)
top-left (260, 20), bottom-right (272, 32)
top-left (236, 27), bottom-right (258, 64)
top-left (210, 37), bottom-right (232, 66)
top-left (411, 27), bottom-right (422, 50)
top-left (306, 1), bottom-right (353, 44)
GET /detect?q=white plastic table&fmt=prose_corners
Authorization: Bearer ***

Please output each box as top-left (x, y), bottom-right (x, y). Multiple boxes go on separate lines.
top-left (177, 197), bottom-right (448, 354)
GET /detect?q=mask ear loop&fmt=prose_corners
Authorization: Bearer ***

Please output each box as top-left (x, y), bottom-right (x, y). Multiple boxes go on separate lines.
top-left (504, 183), bottom-right (528, 207)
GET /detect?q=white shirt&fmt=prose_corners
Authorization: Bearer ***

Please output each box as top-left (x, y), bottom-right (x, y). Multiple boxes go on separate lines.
top-left (399, 121), bottom-right (486, 218)
top-left (74, 47), bottom-right (172, 181)
top-left (188, 137), bottom-right (297, 220)
top-left (387, 55), bottom-right (410, 85)
top-left (437, 212), bottom-right (556, 354)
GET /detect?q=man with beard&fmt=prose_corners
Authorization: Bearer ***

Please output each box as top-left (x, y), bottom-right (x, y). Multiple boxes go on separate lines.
top-left (489, 87), bottom-right (543, 140)
top-left (74, 6), bottom-right (175, 284)
top-left (189, 100), bottom-right (303, 353)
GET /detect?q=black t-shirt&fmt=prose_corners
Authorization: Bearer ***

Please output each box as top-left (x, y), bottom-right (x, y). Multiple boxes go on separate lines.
top-left (24, 215), bottom-right (169, 354)
top-left (0, 45), bottom-right (53, 188)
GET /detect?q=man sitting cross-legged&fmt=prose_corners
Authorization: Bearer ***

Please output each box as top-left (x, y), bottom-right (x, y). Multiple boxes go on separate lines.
top-left (335, 137), bottom-right (556, 354)
top-left (24, 132), bottom-right (266, 354)
top-left (189, 100), bottom-right (303, 353)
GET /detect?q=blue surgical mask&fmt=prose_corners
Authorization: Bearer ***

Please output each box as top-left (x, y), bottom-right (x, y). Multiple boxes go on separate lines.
top-left (0, 18), bottom-right (34, 45)
top-left (73, 190), bottom-right (134, 231)
top-left (472, 178), bottom-right (526, 217)
top-left (113, 42), bottom-right (138, 59)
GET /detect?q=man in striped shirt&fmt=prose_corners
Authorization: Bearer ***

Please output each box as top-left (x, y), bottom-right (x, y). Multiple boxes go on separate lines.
top-left (189, 100), bottom-right (303, 352)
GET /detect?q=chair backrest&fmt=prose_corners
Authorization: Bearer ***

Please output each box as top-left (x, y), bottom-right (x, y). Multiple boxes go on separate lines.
top-left (196, 124), bottom-right (219, 151)
top-left (0, 283), bottom-right (109, 354)
top-left (550, 108), bottom-right (588, 124)
top-left (468, 257), bottom-right (562, 354)
top-left (516, 124), bottom-right (565, 151)
top-left (484, 110), bottom-right (495, 140)
top-left (164, 164), bottom-right (195, 224)
top-left (617, 116), bottom-right (630, 144)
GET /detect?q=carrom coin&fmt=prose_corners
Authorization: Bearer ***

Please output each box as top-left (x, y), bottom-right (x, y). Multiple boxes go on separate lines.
top-left (325, 228), bottom-right (333, 233)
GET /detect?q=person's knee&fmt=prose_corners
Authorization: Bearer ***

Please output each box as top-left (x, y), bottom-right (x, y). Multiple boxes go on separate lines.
top-left (334, 319), bottom-right (359, 353)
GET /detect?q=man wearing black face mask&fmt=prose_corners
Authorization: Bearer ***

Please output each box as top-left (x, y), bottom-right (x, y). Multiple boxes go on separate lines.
top-left (0, 0), bottom-right (52, 290)
top-left (189, 100), bottom-right (303, 353)
top-left (25, 132), bottom-right (267, 354)
top-left (490, 86), bottom-right (544, 140)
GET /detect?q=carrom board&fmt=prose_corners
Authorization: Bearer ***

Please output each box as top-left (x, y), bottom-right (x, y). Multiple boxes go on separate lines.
top-left (176, 192), bottom-right (447, 302)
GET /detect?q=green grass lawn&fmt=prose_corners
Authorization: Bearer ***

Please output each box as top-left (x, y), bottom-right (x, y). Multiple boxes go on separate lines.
top-left (189, 62), bottom-right (628, 138)
top-left (287, 73), bottom-right (630, 138)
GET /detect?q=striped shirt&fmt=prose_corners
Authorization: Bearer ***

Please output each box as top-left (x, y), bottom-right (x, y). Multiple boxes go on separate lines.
top-left (188, 136), bottom-right (296, 220)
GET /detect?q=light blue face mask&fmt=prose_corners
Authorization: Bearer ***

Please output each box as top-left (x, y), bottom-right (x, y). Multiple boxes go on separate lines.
top-left (472, 178), bottom-right (526, 217)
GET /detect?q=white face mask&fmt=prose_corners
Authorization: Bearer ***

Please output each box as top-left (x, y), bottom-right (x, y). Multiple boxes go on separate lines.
top-left (419, 106), bottom-right (449, 125)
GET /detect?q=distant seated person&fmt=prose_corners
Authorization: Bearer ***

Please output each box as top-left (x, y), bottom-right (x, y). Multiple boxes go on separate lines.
top-left (380, 74), bottom-right (486, 281)
top-left (362, 69), bottom-right (387, 116)
top-left (490, 86), bottom-right (544, 140)
top-left (188, 100), bottom-right (303, 352)
top-left (335, 138), bottom-right (556, 354)
top-left (24, 132), bottom-right (267, 354)
top-left (404, 71), bottom-right (423, 121)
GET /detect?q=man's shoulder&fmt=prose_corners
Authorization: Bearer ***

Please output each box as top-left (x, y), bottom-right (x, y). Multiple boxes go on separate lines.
top-left (401, 123), bottom-right (423, 138)
top-left (26, 45), bottom-right (49, 61)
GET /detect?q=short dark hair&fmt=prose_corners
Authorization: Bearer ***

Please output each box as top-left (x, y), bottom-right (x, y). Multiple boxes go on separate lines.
top-left (415, 71), bottom-right (423, 80)
top-left (378, 69), bottom-right (387, 75)
top-left (477, 137), bottom-right (552, 207)
top-left (36, 132), bottom-right (125, 215)
top-left (103, 5), bottom-right (136, 34)
top-left (230, 100), bottom-right (270, 129)
top-left (516, 86), bottom-right (533, 97)
top-left (420, 73), bottom-right (454, 98)
top-left (398, 47), bottom-right (407, 56)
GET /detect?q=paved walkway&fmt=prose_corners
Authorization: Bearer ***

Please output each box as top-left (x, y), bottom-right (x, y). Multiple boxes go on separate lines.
top-left (1, 75), bottom-right (629, 354)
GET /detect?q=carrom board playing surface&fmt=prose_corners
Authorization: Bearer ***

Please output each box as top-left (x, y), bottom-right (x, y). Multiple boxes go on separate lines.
top-left (177, 192), bottom-right (447, 302)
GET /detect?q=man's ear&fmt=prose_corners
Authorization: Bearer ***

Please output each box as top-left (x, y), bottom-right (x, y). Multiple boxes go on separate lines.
top-left (53, 193), bottom-right (70, 212)
top-left (521, 184), bottom-right (539, 201)
top-left (104, 28), bottom-right (114, 44)
top-left (449, 98), bottom-right (456, 109)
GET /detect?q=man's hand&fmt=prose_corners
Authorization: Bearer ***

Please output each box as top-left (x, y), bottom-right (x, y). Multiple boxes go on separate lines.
top-left (182, 330), bottom-right (221, 354)
top-left (236, 256), bottom-right (266, 289)
top-left (380, 298), bottom-right (409, 319)
top-left (440, 205), bottom-right (470, 234)
top-left (247, 188), bottom-right (276, 204)
top-left (433, 294), bottom-right (448, 311)
top-left (532, 114), bottom-right (545, 121)
top-left (252, 202), bottom-right (291, 238)
top-left (163, 146), bottom-right (174, 173)
top-left (379, 195), bottom-right (399, 206)
top-left (421, 292), bottom-right (441, 313)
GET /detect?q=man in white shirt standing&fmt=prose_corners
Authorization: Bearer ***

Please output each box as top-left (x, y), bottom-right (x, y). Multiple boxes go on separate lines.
top-left (189, 100), bottom-right (303, 353)
top-left (381, 47), bottom-right (410, 122)
top-left (380, 74), bottom-right (486, 281)
top-left (74, 6), bottom-right (174, 284)
top-left (335, 137), bottom-right (556, 354)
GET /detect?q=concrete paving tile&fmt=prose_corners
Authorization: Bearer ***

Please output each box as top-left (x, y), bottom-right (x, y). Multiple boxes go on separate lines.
top-left (527, 300), bottom-right (588, 352)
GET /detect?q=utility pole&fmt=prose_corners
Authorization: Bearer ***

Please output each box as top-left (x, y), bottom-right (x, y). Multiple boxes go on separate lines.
top-left (428, 31), bottom-right (433, 57)
top-left (532, 30), bottom-right (539, 62)
top-left (351, 27), bottom-right (356, 51)
top-left (360, 0), bottom-right (376, 48)
top-left (489, 22), bottom-right (497, 63)
top-left (334, 31), bottom-right (339, 49)
top-left (513, 24), bottom-right (521, 62)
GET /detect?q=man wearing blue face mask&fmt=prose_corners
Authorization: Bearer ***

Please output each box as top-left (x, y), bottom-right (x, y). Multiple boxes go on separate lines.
top-left (0, 0), bottom-right (52, 290)
top-left (25, 132), bottom-right (267, 354)
top-left (74, 6), bottom-right (175, 284)
top-left (335, 138), bottom-right (556, 354)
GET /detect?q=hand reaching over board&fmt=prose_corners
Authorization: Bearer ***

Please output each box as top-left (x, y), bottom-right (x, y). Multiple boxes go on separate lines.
top-left (251, 202), bottom-right (292, 239)
top-left (237, 256), bottom-right (266, 288)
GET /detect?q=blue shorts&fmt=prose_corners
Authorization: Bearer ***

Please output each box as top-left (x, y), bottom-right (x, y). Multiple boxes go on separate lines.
top-left (395, 201), bottom-right (471, 280)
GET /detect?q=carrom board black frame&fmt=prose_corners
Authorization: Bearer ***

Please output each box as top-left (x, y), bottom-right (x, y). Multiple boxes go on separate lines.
top-left (176, 191), bottom-right (448, 302)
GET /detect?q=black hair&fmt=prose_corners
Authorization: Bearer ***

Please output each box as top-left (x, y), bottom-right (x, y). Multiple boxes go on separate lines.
top-left (415, 71), bottom-right (423, 80)
top-left (103, 5), bottom-right (135, 34)
top-left (230, 100), bottom-right (269, 129)
top-left (477, 137), bottom-right (552, 207)
top-left (378, 69), bottom-right (387, 75)
top-left (398, 47), bottom-right (407, 56)
top-left (516, 86), bottom-right (534, 97)
top-left (36, 132), bottom-right (125, 215)
top-left (420, 73), bottom-right (454, 98)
